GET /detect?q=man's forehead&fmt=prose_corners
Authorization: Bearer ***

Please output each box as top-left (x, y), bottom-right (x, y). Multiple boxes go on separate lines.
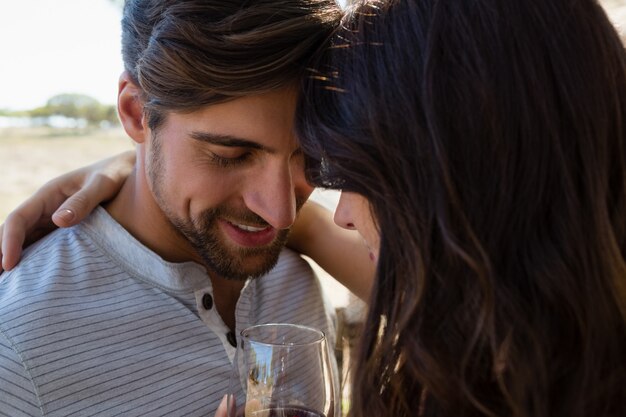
top-left (167, 88), bottom-right (300, 150)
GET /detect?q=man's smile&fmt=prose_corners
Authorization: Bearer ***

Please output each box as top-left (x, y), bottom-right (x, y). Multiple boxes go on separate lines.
top-left (219, 219), bottom-right (278, 247)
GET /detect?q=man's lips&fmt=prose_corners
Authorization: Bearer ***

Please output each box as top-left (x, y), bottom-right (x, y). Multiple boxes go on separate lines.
top-left (219, 219), bottom-right (277, 247)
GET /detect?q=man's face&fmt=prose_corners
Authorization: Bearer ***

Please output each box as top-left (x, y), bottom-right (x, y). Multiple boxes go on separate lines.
top-left (144, 87), bottom-right (311, 280)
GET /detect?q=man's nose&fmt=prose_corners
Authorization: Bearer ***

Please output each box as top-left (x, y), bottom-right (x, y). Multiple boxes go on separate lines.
top-left (244, 160), bottom-right (311, 230)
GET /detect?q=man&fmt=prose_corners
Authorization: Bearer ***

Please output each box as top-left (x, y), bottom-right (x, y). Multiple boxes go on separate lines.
top-left (0, 0), bottom-right (341, 415)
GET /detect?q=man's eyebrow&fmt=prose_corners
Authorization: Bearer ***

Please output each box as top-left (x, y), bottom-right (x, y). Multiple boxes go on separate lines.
top-left (189, 131), bottom-right (270, 151)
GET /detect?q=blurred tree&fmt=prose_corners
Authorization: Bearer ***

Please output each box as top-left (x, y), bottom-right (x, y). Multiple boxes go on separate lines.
top-left (47, 94), bottom-right (99, 120)
top-left (29, 94), bottom-right (119, 127)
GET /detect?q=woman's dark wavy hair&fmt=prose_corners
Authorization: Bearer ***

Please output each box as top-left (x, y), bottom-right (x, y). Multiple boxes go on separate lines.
top-left (296, 0), bottom-right (626, 416)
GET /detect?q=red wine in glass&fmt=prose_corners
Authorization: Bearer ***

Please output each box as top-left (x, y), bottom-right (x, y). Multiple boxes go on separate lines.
top-left (249, 405), bottom-right (325, 417)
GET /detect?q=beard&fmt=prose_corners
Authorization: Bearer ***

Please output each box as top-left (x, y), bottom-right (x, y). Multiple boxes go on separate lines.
top-left (170, 206), bottom-right (290, 280)
top-left (146, 132), bottom-right (296, 281)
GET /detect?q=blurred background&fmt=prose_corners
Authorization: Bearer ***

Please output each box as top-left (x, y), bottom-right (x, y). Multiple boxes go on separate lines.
top-left (0, 0), bottom-right (131, 223)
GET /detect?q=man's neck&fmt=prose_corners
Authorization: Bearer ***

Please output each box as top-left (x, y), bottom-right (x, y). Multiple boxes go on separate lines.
top-left (210, 276), bottom-right (245, 330)
top-left (104, 164), bottom-right (200, 265)
top-left (104, 156), bottom-right (245, 330)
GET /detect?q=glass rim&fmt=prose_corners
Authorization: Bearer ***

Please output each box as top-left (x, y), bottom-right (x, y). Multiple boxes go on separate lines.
top-left (240, 323), bottom-right (326, 347)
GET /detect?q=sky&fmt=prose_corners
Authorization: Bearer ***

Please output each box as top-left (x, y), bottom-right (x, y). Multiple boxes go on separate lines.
top-left (0, 0), bottom-right (123, 111)
top-left (0, 0), bottom-right (620, 112)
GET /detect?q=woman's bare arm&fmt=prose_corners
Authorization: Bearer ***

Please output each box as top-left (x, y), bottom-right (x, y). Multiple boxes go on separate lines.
top-left (288, 201), bottom-right (375, 301)
top-left (0, 151), bottom-right (135, 271)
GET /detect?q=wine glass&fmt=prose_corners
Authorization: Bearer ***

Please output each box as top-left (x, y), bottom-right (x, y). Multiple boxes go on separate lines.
top-left (226, 323), bottom-right (339, 417)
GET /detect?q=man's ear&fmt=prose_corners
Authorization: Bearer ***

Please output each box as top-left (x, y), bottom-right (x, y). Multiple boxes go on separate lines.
top-left (118, 71), bottom-right (148, 144)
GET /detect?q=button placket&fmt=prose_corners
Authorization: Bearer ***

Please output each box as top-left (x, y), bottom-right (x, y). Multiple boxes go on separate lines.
top-left (202, 293), bottom-right (213, 310)
top-left (193, 288), bottom-right (237, 361)
top-left (226, 331), bottom-right (237, 347)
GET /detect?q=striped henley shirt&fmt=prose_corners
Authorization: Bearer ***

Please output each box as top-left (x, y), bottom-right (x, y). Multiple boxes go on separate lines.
top-left (0, 206), bottom-right (335, 417)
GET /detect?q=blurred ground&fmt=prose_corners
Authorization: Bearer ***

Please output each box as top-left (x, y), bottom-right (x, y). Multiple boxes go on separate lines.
top-left (0, 127), bottom-right (133, 222)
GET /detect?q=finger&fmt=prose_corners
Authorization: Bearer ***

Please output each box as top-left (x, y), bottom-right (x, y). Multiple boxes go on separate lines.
top-left (51, 174), bottom-right (117, 228)
top-left (48, 152), bottom-right (134, 229)
top-left (51, 193), bottom-right (90, 228)
top-left (0, 190), bottom-right (56, 271)
top-left (1, 213), bottom-right (29, 271)
top-left (215, 395), bottom-right (228, 417)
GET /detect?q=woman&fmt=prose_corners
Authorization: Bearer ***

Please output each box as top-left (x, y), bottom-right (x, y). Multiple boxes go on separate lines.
top-left (296, 0), bottom-right (626, 415)
top-left (3, 0), bottom-right (626, 415)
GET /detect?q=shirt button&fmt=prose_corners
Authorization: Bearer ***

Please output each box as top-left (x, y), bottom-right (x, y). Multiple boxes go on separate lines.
top-left (227, 331), bottom-right (237, 347)
top-left (202, 293), bottom-right (213, 310)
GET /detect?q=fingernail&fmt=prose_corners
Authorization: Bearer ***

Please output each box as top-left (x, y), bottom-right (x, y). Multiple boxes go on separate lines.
top-left (54, 209), bottom-right (75, 223)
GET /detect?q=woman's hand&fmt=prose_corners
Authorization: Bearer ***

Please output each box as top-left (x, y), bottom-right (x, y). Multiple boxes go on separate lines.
top-left (288, 200), bottom-right (375, 301)
top-left (215, 395), bottom-right (229, 417)
top-left (0, 151), bottom-right (136, 271)
top-left (214, 395), bottom-right (261, 417)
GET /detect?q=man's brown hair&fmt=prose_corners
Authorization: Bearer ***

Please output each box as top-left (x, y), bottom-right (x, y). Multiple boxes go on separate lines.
top-left (121, 0), bottom-right (341, 128)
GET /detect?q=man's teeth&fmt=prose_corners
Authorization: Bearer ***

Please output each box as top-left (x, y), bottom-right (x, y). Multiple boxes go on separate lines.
top-left (232, 222), bottom-right (267, 232)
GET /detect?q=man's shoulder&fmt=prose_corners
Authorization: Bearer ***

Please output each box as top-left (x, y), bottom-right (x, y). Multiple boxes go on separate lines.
top-left (1, 223), bottom-right (91, 281)
top-left (0, 222), bottom-right (110, 315)
top-left (247, 248), bottom-right (337, 345)
top-left (255, 248), bottom-right (326, 302)
top-left (0, 228), bottom-right (79, 354)
top-left (273, 247), bottom-right (316, 275)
